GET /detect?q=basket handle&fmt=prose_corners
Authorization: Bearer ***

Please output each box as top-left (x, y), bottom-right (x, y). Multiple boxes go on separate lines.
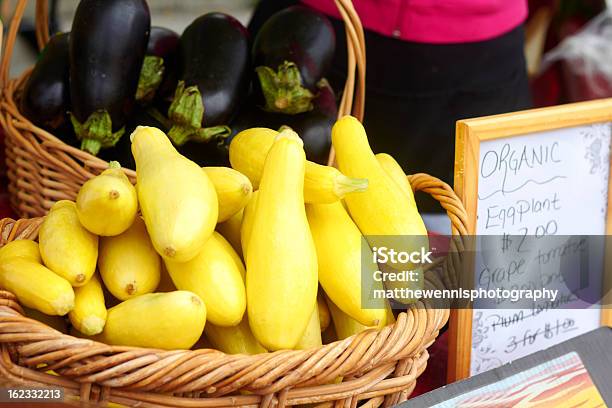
top-left (327, 0), bottom-right (366, 166)
top-left (35, 0), bottom-right (51, 49)
top-left (0, 0), bottom-right (50, 89)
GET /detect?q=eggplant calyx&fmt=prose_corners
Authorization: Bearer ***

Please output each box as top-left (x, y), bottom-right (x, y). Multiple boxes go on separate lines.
top-left (168, 125), bottom-right (196, 146)
top-left (168, 81), bottom-right (204, 129)
top-left (70, 110), bottom-right (125, 156)
top-left (256, 61), bottom-right (314, 115)
top-left (167, 81), bottom-right (230, 146)
top-left (136, 56), bottom-right (165, 103)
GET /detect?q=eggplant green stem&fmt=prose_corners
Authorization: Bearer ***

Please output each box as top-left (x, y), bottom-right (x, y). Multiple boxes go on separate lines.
top-left (334, 175), bottom-right (369, 198)
top-left (168, 81), bottom-right (203, 128)
top-left (146, 107), bottom-right (172, 130)
top-left (70, 110), bottom-right (125, 156)
top-left (167, 81), bottom-right (203, 145)
top-left (136, 56), bottom-right (165, 103)
top-left (167, 81), bottom-right (231, 145)
top-left (256, 61), bottom-right (314, 115)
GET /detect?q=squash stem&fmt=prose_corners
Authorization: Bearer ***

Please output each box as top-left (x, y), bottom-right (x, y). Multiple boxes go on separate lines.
top-left (333, 175), bottom-right (369, 198)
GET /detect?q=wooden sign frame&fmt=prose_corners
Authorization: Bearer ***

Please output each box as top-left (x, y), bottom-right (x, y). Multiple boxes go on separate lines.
top-left (449, 98), bottom-right (612, 382)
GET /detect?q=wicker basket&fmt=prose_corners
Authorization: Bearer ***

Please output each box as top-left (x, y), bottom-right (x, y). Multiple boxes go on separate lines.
top-left (0, 0), bottom-right (464, 406)
top-left (0, 173), bottom-right (463, 407)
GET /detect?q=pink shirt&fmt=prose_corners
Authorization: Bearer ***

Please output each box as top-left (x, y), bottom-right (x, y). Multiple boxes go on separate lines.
top-left (301, 0), bottom-right (528, 44)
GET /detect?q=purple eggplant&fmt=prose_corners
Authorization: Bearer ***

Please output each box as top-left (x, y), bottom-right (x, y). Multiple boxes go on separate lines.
top-left (167, 13), bottom-right (250, 146)
top-left (69, 0), bottom-right (150, 155)
top-left (252, 6), bottom-right (335, 115)
top-left (20, 32), bottom-right (70, 132)
top-left (136, 26), bottom-right (180, 104)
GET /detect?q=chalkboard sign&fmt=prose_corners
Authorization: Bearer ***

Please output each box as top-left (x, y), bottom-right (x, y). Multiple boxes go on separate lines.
top-left (450, 98), bottom-right (612, 382)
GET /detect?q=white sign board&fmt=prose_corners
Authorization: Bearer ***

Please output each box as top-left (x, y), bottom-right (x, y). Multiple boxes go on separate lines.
top-left (471, 123), bottom-right (611, 375)
top-left (450, 99), bottom-right (612, 381)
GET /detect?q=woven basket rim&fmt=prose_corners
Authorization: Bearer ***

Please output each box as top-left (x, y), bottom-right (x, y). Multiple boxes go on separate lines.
top-left (0, 172), bottom-right (463, 406)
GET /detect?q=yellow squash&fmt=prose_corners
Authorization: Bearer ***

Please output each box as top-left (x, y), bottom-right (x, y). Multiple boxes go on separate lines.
top-left (216, 208), bottom-right (244, 259)
top-left (307, 202), bottom-right (387, 326)
top-left (39, 200), bottom-right (98, 286)
top-left (240, 190), bottom-right (259, 258)
top-left (69, 275), bottom-right (107, 335)
top-left (204, 316), bottom-right (267, 355)
top-left (376, 153), bottom-right (413, 197)
top-left (98, 217), bottom-right (161, 300)
top-left (376, 153), bottom-right (426, 308)
top-left (131, 126), bottom-right (218, 262)
top-left (229, 128), bottom-right (368, 203)
top-left (76, 161), bottom-right (138, 236)
top-left (165, 231), bottom-right (246, 326)
top-left (247, 130), bottom-right (318, 351)
top-left (204, 167), bottom-right (252, 222)
top-left (295, 306), bottom-right (322, 350)
top-left (331, 117), bottom-right (428, 302)
top-left (317, 291), bottom-right (330, 332)
top-left (0, 257), bottom-right (74, 315)
top-left (331, 116), bottom-right (427, 238)
top-left (0, 239), bottom-right (41, 263)
top-left (97, 291), bottom-right (206, 350)
top-left (327, 297), bottom-right (381, 340)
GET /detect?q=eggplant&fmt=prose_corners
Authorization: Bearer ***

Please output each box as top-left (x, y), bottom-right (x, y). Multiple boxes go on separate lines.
top-left (230, 80), bottom-right (337, 164)
top-left (252, 6), bottom-right (335, 115)
top-left (167, 13), bottom-right (250, 146)
top-left (69, 0), bottom-right (150, 155)
top-left (136, 26), bottom-right (180, 104)
top-left (20, 32), bottom-right (70, 132)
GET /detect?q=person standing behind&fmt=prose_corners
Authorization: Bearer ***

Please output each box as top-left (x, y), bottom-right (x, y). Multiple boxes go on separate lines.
top-left (249, 0), bottom-right (531, 218)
